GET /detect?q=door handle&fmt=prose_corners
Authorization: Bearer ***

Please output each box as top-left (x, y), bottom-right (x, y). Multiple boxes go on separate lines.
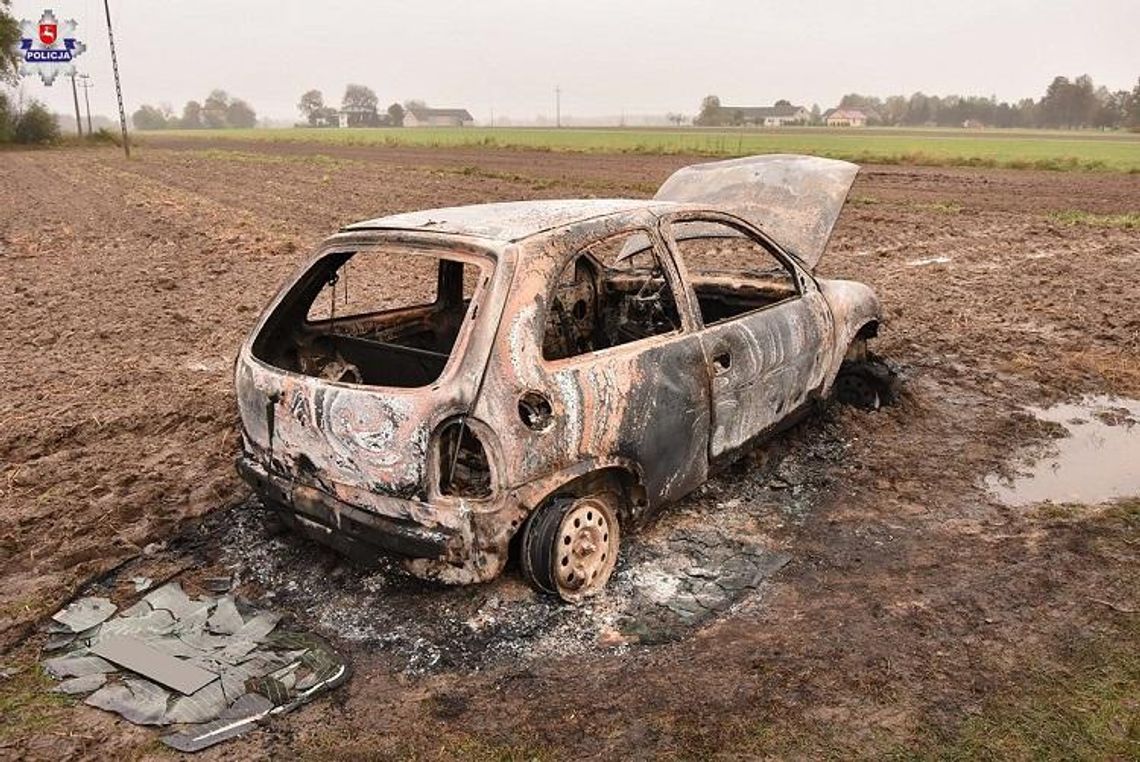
top-left (713, 351), bottom-right (732, 374)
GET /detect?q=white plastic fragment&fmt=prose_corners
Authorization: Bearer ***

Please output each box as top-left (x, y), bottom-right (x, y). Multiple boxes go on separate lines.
top-left (51, 597), bottom-right (117, 633)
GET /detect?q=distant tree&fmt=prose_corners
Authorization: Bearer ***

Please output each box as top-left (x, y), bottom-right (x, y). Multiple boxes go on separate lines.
top-left (1092, 87), bottom-right (1125, 129)
top-left (132, 104), bottom-right (170, 130)
top-left (402, 98), bottom-right (427, 112)
top-left (339, 85), bottom-right (379, 126)
top-left (730, 109), bottom-right (744, 126)
top-left (0, 0), bottom-right (20, 84)
top-left (695, 94), bottom-right (721, 126)
top-left (0, 92), bottom-right (12, 141)
top-left (180, 100), bottom-right (203, 129)
top-left (387, 102), bottom-right (405, 126)
top-left (1014, 98), bottom-right (1037, 128)
top-left (664, 112), bottom-right (686, 126)
top-left (343, 84), bottom-right (379, 112)
top-left (774, 99), bottom-right (792, 107)
top-left (838, 93), bottom-right (881, 112)
top-left (1039, 75), bottom-right (1102, 128)
top-left (13, 99), bottom-right (59, 143)
top-left (298, 89), bottom-right (325, 125)
top-left (225, 98), bottom-right (257, 128)
top-left (1073, 74), bottom-right (1099, 125)
top-left (203, 89), bottom-right (230, 128)
top-left (883, 95), bottom-right (908, 126)
top-left (809, 103), bottom-right (822, 125)
top-left (1129, 77), bottom-right (1140, 129)
top-left (313, 106), bottom-right (339, 127)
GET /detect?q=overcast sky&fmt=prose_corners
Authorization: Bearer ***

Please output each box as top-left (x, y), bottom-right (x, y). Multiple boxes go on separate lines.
top-left (10, 0), bottom-right (1139, 124)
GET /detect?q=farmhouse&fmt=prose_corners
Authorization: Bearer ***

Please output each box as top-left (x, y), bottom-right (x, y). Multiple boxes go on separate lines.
top-left (706, 104), bottom-right (810, 127)
top-left (405, 106), bottom-right (475, 127)
top-left (825, 108), bottom-right (868, 127)
top-left (338, 104), bottom-right (380, 128)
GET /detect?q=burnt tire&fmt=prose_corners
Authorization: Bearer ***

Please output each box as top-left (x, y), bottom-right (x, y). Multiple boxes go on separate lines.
top-left (520, 493), bottom-right (620, 603)
top-left (834, 357), bottom-right (897, 410)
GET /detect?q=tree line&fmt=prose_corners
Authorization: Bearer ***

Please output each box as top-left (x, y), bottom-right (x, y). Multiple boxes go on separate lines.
top-left (697, 74), bottom-right (1140, 129)
top-left (296, 84), bottom-right (413, 127)
top-left (132, 89), bottom-right (257, 130)
top-left (834, 75), bottom-right (1140, 129)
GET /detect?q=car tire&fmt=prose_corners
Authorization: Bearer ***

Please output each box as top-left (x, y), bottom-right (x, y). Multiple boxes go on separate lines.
top-left (834, 356), bottom-right (896, 410)
top-left (520, 493), bottom-right (620, 602)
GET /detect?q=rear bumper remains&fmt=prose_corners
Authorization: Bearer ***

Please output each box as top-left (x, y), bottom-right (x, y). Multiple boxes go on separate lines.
top-left (235, 456), bottom-right (462, 563)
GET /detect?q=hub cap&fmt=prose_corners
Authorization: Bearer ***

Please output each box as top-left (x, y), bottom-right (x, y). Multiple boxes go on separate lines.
top-left (553, 497), bottom-right (618, 600)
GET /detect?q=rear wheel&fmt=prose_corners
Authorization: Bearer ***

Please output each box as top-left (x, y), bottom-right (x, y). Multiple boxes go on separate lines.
top-left (520, 493), bottom-right (620, 602)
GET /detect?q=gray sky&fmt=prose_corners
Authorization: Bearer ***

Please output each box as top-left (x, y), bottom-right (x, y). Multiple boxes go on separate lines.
top-left (11, 0), bottom-right (1139, 124)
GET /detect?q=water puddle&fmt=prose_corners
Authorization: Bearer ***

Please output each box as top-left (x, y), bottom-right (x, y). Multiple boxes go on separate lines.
top-left (987, 395), bottom-right (1140, 506)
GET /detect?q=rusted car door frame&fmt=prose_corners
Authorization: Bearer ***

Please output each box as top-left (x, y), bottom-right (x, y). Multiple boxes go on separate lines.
top-left (656, 210), bottom-right (835, 460)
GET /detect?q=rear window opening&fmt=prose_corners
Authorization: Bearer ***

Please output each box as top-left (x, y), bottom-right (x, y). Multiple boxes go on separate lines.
top-left (252, 246), bottom-right (489, 388)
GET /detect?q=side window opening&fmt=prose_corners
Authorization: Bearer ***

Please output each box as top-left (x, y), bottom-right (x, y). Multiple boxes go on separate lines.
top-left (669, 220), bottom-right (799, 325)
top-left (253, 247), bottom-right (489, 388)
top-left (543, 230), bottom-right (681, 361)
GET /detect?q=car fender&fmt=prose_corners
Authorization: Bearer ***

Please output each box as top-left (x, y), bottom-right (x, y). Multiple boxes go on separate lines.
top-left (510, 456), bottom-right (649, 525)
top-left (816, 278), bottom-right (883, 394)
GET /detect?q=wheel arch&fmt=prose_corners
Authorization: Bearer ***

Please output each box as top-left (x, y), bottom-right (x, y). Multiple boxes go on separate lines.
top-left (512, 458), bottom-right (648, 527)
top-left (817, 278), bottom-right (884, 395)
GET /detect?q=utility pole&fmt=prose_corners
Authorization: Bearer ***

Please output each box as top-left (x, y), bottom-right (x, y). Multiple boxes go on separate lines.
top-left (78, 74), bottom-right (94, 134)
top-left (555, 85), bottom-right (561, 128)
top-left (69, 73), bottom-right (83, 137)
top-left (103, 0), bottom-right (130, 157)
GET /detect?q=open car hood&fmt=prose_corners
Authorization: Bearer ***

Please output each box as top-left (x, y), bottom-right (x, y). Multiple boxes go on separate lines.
top-left (654, 154), bottom-right (859, 270)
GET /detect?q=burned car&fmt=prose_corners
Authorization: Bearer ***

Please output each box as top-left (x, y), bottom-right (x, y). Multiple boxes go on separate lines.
top-left (235, 154), bottom-right (889, 601)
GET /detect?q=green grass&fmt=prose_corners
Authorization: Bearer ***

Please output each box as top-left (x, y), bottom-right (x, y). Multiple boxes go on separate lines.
top-left (0, 662), bottom-right (71, 741)
top-left (143, 126), bottom-right (1140, 172)
top-left (1048, 209), bottom-right (1140, 229)
top-left (923, 623), bottom-right (1140, 759)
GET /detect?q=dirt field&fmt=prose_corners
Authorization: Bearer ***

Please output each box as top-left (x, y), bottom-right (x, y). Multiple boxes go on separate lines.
top-left (1, 140), bottom-right (1137, 758)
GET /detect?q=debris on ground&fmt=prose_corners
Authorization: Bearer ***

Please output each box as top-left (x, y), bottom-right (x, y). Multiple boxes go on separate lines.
top-left (205, 497), bottom-right (794, 672)
top-left (42, 583), bottom-right (348, 752)
top-left (51, 596), bottom-right (116, 633)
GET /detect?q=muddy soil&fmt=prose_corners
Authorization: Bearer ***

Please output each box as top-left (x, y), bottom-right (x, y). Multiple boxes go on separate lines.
top-left (1, 142), bottom-right (1137, 758)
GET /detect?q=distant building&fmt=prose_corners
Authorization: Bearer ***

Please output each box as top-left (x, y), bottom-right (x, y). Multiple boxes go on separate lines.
top-left (338, 104), bottom-right (380, 128)
top-left (706, 104), bottom-right (809, 127)
top-left (405, 107), bottom-right (475, 127)
top-left (825, 108), bottom-right (868, 127)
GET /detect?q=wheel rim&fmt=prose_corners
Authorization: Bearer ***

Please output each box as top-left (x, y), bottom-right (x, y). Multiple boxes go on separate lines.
top-left (552, 497), bottom-right (618, 600)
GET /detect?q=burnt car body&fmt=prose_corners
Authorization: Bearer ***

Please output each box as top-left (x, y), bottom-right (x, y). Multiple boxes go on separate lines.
top-left (235, 154), bottom-right (886, 600)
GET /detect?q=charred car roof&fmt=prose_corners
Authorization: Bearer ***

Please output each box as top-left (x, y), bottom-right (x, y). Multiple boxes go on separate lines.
top-left (342, 198), bottom-right (684, 243)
